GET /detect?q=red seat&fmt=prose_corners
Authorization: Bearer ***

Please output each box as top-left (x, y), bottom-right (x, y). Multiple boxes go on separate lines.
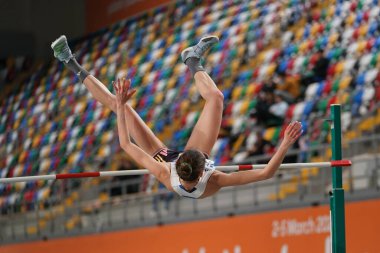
top-left (328, 95), bottom-right (337, 107)
top-left (327, 63), bottom-right (336, 77)
top-left (285, 104), bottom-right (296, 121)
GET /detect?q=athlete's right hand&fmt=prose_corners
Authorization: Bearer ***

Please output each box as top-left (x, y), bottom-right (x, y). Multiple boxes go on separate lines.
top-left (283, 121), bottom-right (303, 146)
top-left (113, 78), bottom-right (136, 105)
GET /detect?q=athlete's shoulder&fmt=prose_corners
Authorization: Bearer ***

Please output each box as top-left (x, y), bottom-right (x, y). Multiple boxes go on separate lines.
top-left (157, 162), bottom-right (172, 179)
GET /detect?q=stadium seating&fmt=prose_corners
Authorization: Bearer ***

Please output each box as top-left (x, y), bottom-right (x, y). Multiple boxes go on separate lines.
top-left (1, 0), bottom-right (380, 230)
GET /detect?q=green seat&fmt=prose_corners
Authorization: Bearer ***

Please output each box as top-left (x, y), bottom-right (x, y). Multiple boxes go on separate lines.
top-left (317, 98), bottom-right (328, 112)
top-left (248, 99), bottom-right (257, 111)
top-left (272, 127), bottom-right (282, 142)
top-left (370, 52), bottom-right (378, 67)
top-left (332, 78), bottom-right (340, 93)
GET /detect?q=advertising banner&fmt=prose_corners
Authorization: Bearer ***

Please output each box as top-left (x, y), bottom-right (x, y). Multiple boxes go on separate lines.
top-left (3, 199), bottom-right (380, 253)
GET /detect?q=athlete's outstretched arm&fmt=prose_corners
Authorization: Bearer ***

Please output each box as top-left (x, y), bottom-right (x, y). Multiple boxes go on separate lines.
top-left (213, 122), bottom-right (303, 187)
top-left (114, 78), bottom-right (170, 184)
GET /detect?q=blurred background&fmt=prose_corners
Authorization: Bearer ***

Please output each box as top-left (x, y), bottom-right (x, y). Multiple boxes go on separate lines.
top-left (0, 0), bottom-right (380, 252)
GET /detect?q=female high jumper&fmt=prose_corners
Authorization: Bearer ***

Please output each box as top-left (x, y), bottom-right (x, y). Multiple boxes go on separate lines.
top-left (51, 35), bottom-right (302, 199)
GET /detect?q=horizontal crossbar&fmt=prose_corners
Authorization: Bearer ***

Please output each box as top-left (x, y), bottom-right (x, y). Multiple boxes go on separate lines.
top-left (0, 160), bottom-right (352, 183)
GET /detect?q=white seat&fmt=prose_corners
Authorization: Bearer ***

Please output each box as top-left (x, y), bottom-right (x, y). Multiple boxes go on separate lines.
top-left (365, 69), bottom-right (378, 84)
top-left (292, 102), bottom-right (306, 121)
top-left (305, 82), bottom-right (319, 100)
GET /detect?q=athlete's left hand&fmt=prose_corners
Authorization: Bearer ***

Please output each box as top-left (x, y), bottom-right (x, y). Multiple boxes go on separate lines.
top-left (113, 78), bottom-right (136, 105)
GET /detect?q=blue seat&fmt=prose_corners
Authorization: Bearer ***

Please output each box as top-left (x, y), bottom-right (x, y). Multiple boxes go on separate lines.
top-left (353, 89), bottom-right (364, 104)
top-left (321, 35), bottom-right (329, 48)
top-left (326, 48), bottom-right (335, 60)
top-left (155, 120), bottom-right (165, 133)
top-left (302, 101), bottom-right (314, 116)
top-left (316, 82), bottom-right (325, 97)
top-left (278, 59), bottom-right (289, 73)
top-left (356, 72), bottom-right (366, 86)
top-left (303, 25), bottom-right (311, 39)
top-left (368, 21), bottom-right (378, 36)
top-left (374, 36), bottom-right (380, 49)
top-left (355, 12), bottom-right (363, 25)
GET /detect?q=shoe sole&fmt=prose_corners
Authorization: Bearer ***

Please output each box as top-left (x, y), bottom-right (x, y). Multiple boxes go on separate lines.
top-left (51, 35), bottom-right (67, 50)
top-left (181, 35), bottom-right (219, 62)
top-left (199, 35), bottom-right (219, 44)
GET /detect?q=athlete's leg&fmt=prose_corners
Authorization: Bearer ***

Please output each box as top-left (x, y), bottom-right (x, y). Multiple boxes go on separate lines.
top-left (181, 36), bottom-right (223, 155)
top-left (51, 35), bottom-right (165, 154)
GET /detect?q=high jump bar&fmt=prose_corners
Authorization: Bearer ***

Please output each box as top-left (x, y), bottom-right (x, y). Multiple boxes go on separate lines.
top-left (0, 160), bottom-right (351, 183)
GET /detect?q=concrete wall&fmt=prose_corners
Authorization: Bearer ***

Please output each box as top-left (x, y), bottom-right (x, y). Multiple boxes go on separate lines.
top-left (0, 0), bottom-right (85, 59)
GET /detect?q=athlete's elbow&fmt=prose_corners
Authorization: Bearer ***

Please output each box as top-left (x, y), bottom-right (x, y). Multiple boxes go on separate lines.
top-left (261, 170), bottom-right (275, 180)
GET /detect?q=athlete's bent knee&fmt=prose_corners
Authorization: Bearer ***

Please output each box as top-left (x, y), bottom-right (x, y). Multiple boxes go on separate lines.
top-left (208, 90), bottom-right (224, 103)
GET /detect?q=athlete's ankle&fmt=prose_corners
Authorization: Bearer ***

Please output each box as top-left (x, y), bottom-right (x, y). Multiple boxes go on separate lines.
top-left (185, 57), bottom-right (205, 76)
top-left (65, 57), bottom-right (89, 83)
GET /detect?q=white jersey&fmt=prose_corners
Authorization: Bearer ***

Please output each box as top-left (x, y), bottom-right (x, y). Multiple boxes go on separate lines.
top-left (170, 159), bottom-right (216, 199)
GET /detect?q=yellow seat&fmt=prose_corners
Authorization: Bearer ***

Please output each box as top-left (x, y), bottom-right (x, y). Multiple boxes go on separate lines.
top-left (101, 47), bottom-right (109, 57)
top-left (257, 52), bottom-right (266, 64)
top-left (343, 181), bottom-right (350, 191)
top-left (18, 150), bottom-right (27, 163)
top-left (85, 123), bottom-right (95, 135)
top-left (38, 220), bottom-right (47, 229)
top-left (310, 23), bottom-right (319, 36)
top-left (57, 130), bottom-right (67, 142)
top-left (41, 188), bottom-right (51, 200)
top-left (339, 75), bottom-right (352, 90)
top-left (345, 130), bottom-right (358, 140)
top-left (76, 137), bottom-right (84, 149)
top-left (334, 61), bottom-right (344, 76)
top-left (39, 159), bottom-right (50, 173)
top-left (328, 6), bottom-right (335, 18)
top-left (14, 119), bottom-right (20, 129)
top-left (147, 121), bottom-right (154, 129)
top-left (336, 91), bottom-right (350, 104)
top-left (231, 134), bottom-right (245, 156)
top-left (359, 24), bottom-right (369, 37)
top-left (251, 9), bottom-right (259, 19)
top-left (59, 97), bottom-right (68, 108)
top-left (65, 197), bottom-right (74, 207)
top-left (180, 100), bottom-right (190, 112)
top-left (325, 147), bottom-right (332, 159)
top-left (154, 92), bottom-right (164, 104)
top-left (237, 46), bottom-right (245, 58)
top-left (266, 63), bottom-right (277, 76)
top-left (329, 33), bottom-right (339, 46)
top-left (67, 153), bottom-right (76, 165)
top-left (99, 192), bottom-right (109, 203)
top-left (27, 226), bottom-right (37, 235)
top-left (239, 99), bottom-right (250, 114)
top-left (295, 28), bottom-right (304, 41)
top-left (357, 40), bottom-right (367, 53)
top-left (167, 77), bottom-right (177, 89)
top-left (245, 83), bottom-right (256, 97)
top-left (282, 183), bottom-right (298, 194)
top-left (346, 13), bottom-right (355, 26)
top-left (359, 117), bottom-right (375, 131)
top-left (54, 205), bottom-right (65, 215)
top-left (299, 41), bottom-right (308, 53)
top-left (231, 59), bottom-right (240, 72)
top-left (232, 86), bottom-right (243, 100)
top-left (301, 168), bottom-right (309, 179)
top-left (263, 127), bottom-right (276, 141)
top-left (311, 167), bottom-right (319, 176)
top-left (15, 182), bottom-right (26, 192)
top-left (100, 65), bottom-right (107, 76)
